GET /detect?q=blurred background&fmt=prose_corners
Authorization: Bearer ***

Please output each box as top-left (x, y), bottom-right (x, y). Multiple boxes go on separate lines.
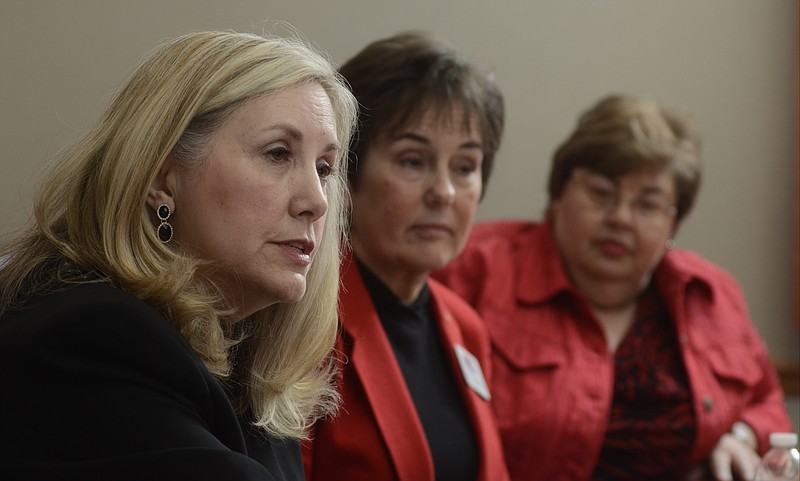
top-left (1, 0), bottom-right (797, 425)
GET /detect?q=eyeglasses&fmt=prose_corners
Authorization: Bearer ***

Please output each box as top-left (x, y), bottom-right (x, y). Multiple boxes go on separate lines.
top-left (570, 172), bottom-right (677, 226)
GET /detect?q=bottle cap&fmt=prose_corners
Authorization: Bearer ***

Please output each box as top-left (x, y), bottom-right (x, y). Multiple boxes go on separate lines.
top-left (769, 432), bottom-right (798, 448)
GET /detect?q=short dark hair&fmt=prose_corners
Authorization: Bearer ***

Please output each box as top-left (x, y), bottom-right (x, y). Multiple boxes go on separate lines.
top-left (548, 94), bottom-right (702, 221)
top-left (339, 31), bottom-right (505, 198)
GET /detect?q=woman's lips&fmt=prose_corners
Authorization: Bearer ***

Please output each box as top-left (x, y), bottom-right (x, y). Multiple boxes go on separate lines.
top-left (412, 223), bottom-right (452, 238)
top-left (597, 239), bottom-right (629, 257)
top-left (277, 239), bottom-right (313, 266)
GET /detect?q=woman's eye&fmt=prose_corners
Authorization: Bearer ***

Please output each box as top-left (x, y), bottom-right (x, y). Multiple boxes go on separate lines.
top-left (317, 162), bottom-right (334, 179)
top-left (587, 185), bottom-right (614, 203)
top-left (453, 160), bottom-right (478, 176)
top-left (265, 147), bottom-right (290, 163)
top-left (635, 198), bottom-right (668, 217)
top-left (397, 156), bottom-right (425, 169)
top-left (637, 201), bottom-right (659, 216)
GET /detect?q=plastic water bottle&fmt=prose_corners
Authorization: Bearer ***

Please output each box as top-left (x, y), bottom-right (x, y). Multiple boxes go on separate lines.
top-left (754, 432), bottom-right (800, 481)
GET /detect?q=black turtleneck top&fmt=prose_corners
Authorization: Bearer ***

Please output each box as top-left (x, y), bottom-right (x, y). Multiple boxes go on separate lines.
top-left (357, 259), bottom-right (479, 481)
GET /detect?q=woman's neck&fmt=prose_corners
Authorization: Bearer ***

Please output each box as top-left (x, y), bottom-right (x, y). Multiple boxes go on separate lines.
top-left (353, 253), bottom-right (427, 304)
top-left (592, 303), bottom-right (636, 352)
top-left (571, 274), bottom-right (646, 352)
top-left (381, 272), bottom-right (427, 304)
top-left (578, 276), bottom-right (642, 311)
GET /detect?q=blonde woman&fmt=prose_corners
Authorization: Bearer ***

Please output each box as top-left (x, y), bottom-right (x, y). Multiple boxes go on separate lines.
top-left (0, 30), bottom-right (357, 480)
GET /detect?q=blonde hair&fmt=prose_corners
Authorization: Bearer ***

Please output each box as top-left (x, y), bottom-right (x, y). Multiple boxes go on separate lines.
top-left (0, 31), bottom-right (357, 439)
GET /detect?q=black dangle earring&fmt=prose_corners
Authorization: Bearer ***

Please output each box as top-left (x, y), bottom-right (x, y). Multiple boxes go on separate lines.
top-left (156, 203), bottom-right (173, 243)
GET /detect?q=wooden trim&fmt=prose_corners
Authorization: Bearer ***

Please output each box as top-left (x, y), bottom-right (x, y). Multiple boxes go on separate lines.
top-left (775, 361), bottom-right (800, 396)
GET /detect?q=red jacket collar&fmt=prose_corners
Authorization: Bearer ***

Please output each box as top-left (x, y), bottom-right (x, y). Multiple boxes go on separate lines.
top-left (507, 221), bottom-right (574, 305)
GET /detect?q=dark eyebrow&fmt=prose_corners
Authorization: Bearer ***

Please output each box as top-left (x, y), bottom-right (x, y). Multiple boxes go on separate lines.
top-left (392, 132), bottom-right (483, 151)
top-left (640, 185), bottom-right (670, 196)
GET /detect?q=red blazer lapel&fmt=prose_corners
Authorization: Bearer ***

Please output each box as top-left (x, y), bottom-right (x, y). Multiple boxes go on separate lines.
top-left (339, 256), bottom-right (434, 481)
top-left (429, 282), bottom-right (479, 406)
top-left (428, 281), bottom-right (509, 481)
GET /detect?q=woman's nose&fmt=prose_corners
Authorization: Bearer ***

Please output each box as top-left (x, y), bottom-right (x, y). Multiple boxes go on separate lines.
top-left (291, 164), bottom-right (328, 221)
top-left (604, 196), bottom-right (637, 226)
top-left (424, 167), bottom-right (456, 207)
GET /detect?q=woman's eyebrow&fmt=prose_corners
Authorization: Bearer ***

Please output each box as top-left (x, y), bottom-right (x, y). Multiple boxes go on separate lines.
top-left (391, 132), bottom-right (483, 151)
top-left (392, 132), bottom-right (431, 144)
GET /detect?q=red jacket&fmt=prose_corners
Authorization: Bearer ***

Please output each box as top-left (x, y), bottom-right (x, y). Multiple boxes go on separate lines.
top-left (302, 253), bottom-right (509, 481)
top-left (433, 220), bottom-right (792, 481)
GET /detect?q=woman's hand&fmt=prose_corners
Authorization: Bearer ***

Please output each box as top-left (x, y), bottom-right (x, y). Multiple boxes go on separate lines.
top-left (708, 423), bottom-right (762, 481)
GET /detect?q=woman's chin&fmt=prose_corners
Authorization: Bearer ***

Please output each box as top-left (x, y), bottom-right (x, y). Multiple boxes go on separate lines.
top-left (274, 282), bottom-right (307, 305)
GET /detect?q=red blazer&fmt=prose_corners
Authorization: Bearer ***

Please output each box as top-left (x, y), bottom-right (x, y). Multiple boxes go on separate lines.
top-left (303, 254), bottom-right (509, 481)
top-left (434, 220), bottom-right (793, 481)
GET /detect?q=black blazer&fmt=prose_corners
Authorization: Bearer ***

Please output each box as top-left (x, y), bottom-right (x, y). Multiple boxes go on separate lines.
top-left (0, 282), bottom-right (303, 480)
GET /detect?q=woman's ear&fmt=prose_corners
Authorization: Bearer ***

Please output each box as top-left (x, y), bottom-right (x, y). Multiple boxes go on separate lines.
top-left (147, 153), bottom-right (178, 211)
top-left (669, 215), bottom-right (685, 240)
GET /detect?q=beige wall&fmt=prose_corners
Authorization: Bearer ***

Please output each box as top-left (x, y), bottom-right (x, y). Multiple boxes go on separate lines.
top-left (1, 1), bottom-right (797, 368)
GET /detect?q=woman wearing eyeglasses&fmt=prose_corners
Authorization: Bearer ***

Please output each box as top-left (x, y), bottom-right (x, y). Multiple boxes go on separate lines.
top-left (433, 94), bottom-right (792, 481)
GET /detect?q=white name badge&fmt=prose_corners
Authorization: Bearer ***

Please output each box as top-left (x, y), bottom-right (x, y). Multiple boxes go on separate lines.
top-left (454, 344), bottom-right (491, 401)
